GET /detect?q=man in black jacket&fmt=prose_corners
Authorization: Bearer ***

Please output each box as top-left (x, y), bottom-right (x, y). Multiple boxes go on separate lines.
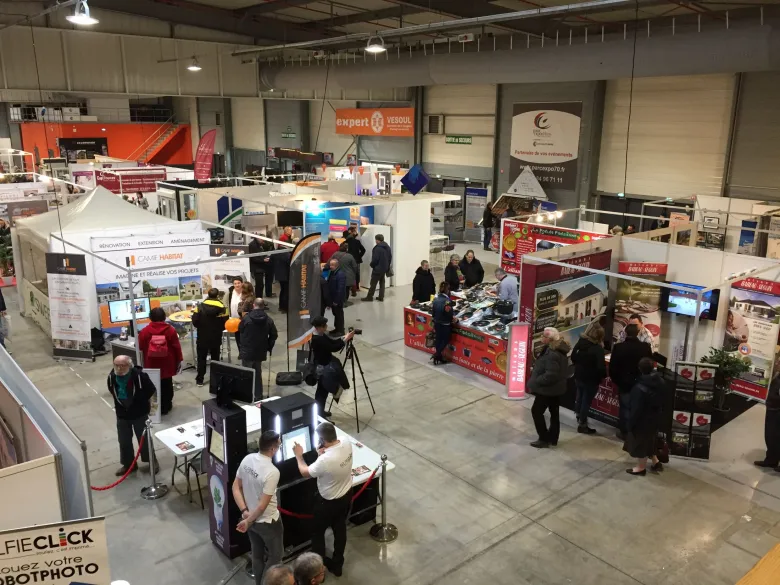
top-left (609, 324), bottom-right (653, 439)
top-left (311, 317), bottom-right (354, 417)
top-left (274, 249), bottom-right (292, 313)
top-left (482, 201), bottom-right (495, 251)
top-left (192, 288), bottom-right (229, 386)
top-left (755, 366), bottom-right (780, 471)
top-left (412, 260), bottom-right (436, 303)
top-left (345, 228), bottom-right (366, 293)
top-left (249, 236), bottom-right (275, 298)
top-left (239, 298), bottom-right (278, 400)
top-left (107, 356), bottom-right (158, 475)
top-left (363, 234), bottom-right (392, 302)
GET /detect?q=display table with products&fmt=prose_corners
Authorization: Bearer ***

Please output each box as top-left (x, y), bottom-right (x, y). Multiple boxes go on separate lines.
top-left (403, 283), bottom-right (511, 384)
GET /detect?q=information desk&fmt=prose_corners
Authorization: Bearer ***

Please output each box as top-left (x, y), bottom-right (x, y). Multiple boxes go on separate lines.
top-left (403, 306), bottom-right (508, 384)
top-left (155, 400), bottom-right (395, 556)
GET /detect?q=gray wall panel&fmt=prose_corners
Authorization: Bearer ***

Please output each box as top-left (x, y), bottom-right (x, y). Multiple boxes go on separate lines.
top-left (264, 100), bottom-right (309, 151)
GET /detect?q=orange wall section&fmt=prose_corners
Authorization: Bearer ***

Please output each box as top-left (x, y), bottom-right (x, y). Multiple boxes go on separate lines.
top-left (20, 122), bottom-right (194, 166)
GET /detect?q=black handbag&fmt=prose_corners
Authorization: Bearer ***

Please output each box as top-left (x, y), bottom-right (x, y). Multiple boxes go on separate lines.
top-left (276, 371), bottom-right (303, 386)
top-left (425, 330), bottom-right (436, 349)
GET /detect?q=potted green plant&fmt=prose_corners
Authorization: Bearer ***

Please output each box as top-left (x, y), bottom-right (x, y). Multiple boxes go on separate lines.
top-left (0, 234), bottom-right (12, 277)
top-left (700, 347), bottom-right (750, 411)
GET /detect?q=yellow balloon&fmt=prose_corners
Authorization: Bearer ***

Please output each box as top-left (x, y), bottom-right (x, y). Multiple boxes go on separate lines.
top-left (225, 317), bottom-right (240, 333)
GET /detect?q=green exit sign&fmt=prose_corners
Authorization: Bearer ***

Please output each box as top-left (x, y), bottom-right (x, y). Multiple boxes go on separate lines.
top-left (445, 135), bottom-right (472, 145)
top-left (282, 131), bottom-right (296, 139)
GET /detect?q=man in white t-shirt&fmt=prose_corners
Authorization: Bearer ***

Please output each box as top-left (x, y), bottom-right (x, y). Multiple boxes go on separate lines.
top-left (232, 430), bottom-right (283, 585)
top-left (293, 422), bottom-right (353, 577)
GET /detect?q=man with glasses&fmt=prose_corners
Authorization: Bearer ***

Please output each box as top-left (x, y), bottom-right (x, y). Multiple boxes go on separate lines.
top-left (106, 355), bottom-right (159, 476)
top-left (233, 431), bottom-right (284, 585)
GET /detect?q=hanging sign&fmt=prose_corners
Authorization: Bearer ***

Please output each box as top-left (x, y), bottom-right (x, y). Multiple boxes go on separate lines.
top-left (335, 108), bottom-right (415, 137)
top-left (445, 135), bottom-right (473, 145)
top-left (94, 169), bottom-right (166, 194)
top-left (0, 517), bottom-right (111, 584)
top-left (46, 253), bottom-right (93, 360)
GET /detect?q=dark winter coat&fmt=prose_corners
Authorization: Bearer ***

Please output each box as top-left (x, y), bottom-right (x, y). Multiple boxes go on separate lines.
top-left (767, 374), bottom-right (780, 411)
top-left (346, 236), bottom-right (366, 265)
top-left (623, 371), bottom-right (666, 458)
top-left (311, 333), bottom-right (350, 396)
top-left (444, 263), bottom-right (463, 292)
top-left (571, 337), bottom-right (607, 386)
top-left (528, 339), bottom-right (572, 397)
top-left (238, 308), bottom-right (278, 362)
top-left (432, 292), bottom-right (455, 326)
top-left (248, 238), bottom-right (274, 273)
top-left (137, 321), bottom-right (183, 379)
top-left (106, 366), bottom-right (157, 420)
top-left (332, 251), bottom-right (358, 287)
top-left (458, 258), bottom-right (485, 288)
top-left (191, 299), bottom-right (229, 347)
top-left (609, 338), bottom-right (653, 393)
top-left (327, 267), bottom-right (347, 307)
top-left (483, 206), bottom-right (495, 229)
top-left (370, 241), bottom-right (392, 275)
top-left (274, 250), bottom-right (291, 283)
top-left (412, 267), bottom-right (436, 303)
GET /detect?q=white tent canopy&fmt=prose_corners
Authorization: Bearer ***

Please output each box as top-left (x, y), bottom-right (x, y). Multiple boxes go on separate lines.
top-left (15, 186), bottom-right (177, 251)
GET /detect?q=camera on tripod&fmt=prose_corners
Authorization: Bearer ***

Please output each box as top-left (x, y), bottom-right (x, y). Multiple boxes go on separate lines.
top-left (348, 327), bottom-right (363, 335)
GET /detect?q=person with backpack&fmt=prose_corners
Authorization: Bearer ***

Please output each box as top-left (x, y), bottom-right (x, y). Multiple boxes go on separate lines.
top-left (137, 307), bottom-right (183, 415)
top-left (624, 358), bottom-right (665, 476)
top-left (191, 288), bottom-right (229, 387)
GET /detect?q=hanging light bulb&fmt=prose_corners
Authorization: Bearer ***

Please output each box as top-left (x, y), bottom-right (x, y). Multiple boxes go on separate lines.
top-left (66, 0), bottom-right (99, 26)
top-left (536, 214), bottom-right (544, 222)
top-left (187, 57), bottom-right (202, 72)
top-left (365, 35), bottom-right (386, 54)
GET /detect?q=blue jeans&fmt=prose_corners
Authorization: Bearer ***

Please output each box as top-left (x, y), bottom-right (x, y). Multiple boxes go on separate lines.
top-left (483, 227), bottom-right (492, 249)
top-left (575, 380), bottom-right (599, 425)
top-left (434, 323), bottom-right (451, 360)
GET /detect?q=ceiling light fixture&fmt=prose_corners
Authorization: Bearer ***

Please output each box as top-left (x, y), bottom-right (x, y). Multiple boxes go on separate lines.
top-left (187, 57), bottom-right (202, 72)
top-left (364, 35), bottom-right (386, 54)
top-left (66, 0), bottom-right (98, 26)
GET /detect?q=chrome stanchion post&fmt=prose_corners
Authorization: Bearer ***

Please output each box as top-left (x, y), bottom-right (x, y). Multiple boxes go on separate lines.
top-left (370, 455), bottom-right (398, 543)
top-left (141, 418), bottom-right (169, 500)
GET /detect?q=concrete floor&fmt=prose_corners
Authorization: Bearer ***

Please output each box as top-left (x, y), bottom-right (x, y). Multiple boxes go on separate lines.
top-left (5, 263), bottom-right (780, 585)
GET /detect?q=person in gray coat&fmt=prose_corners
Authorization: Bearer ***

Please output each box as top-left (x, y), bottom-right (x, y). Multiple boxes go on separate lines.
top-left (331, 243), bottom-right (358, 301)
top-left (363, 234), bottom-right (392, 302)
top-left (528, 327), bottom-right (571, 449)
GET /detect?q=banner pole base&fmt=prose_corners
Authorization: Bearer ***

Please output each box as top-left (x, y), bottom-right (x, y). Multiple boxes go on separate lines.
top-left (369, 523), bottom-right (398, 543)
top-left (141, 484), bottom-right (169, 500)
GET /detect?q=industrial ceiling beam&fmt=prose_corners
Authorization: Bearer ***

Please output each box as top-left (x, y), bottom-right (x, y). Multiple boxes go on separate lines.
top-left (238, 0), bottom-right (317, 16)
top-left (88, 0), bottom-right (328, 44)
top-left (304, 6), bottom-right (426, 31)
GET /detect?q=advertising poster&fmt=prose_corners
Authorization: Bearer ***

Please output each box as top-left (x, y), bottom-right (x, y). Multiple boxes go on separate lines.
top-left (1, 199), bottom-right (49, 227)
top-left (0, 517), bottom-right (111, 584)
top-left (195, 129), bottom-right (218, 182)
top-left (671, 361), bottom-right (716, 460)
top-left (613, 262), bottom-right (668, 351)
top-left (505, 322), bottom-right (530, 399)
top-left (207, 245), bottom-right (251, 302)
top-left (304, 204), bottom-right (374, 240)
top-left (738, 219), bottom-right (758, 255)
top-left (288, 233), bottom-right (322, 349)
top-left (90, 232), bottom-right (211, 332)
top-left (335, 107), bottom-right (415, 137)
top-left (465, 187), bottom-right (488, 242)
top-left (404, 308), bottom-right (508, 384)
top-left (723, 278), bottom-right (780, 402)
top-left (499, 219), bottom-right (607, 275)
top-left (95, 169), bottom-right (166, 194)
top-left (72, 170), bottom-right (96, 189)
top-left (519, 250), bottom-right (612, 383)
top-left (766, 215), bottom-right (780, 259)
top-left (57, 137), bottom-right (109, 161)
top-left (510, 102), bottom-right (582, 191)
top-left (24, 279), bottom-right (51, 338)
top-left (46, 253), bottom-right (92, 360)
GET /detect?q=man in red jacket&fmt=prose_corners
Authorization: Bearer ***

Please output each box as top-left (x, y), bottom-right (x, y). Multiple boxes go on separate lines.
top-left (320, 234), bottom-right (340, 264)
top-left (138, 307), bottom-right (183, 415)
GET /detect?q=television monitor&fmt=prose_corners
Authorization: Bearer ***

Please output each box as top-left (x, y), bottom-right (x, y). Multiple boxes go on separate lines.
top-left (208, 429), bottom-right (225, 463)
top-left (661, 282), bottom-right (720, 320)
top-left (209, 361), bottom-right (255, 406)
top-left (281, 426), bottom-right (312, 461)
top-left (277, 210), bottom-right (304, 227)
top-left (108, 298), bottom-right (151, 323)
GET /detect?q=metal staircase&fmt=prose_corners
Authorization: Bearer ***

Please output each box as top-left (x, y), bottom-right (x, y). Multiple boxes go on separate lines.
top-left (127, 115), bottom-right (184, 163)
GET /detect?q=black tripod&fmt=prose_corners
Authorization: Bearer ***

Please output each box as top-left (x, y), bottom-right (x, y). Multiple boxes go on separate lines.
top-left (330, 339), bottom-right (375, 433)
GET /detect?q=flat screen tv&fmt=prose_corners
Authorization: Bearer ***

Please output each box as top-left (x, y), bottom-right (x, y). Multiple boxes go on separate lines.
top-left (277, 210), bottom-right (304, 227)
top-left (661, 282), bottom-right (720, 320)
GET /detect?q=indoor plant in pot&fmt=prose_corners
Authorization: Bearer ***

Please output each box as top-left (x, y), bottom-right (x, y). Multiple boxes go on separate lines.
top-left (700, 347), bottom-right (750, 411)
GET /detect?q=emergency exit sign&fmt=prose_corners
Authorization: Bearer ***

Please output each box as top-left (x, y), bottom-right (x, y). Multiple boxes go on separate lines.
top-left (282, 131), bottom-right (296, 139)
top-left (445, 135), bottom-right (472, 145)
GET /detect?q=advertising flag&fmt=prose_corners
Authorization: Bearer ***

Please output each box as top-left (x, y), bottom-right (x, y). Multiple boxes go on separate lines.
top-left (288, 234), bottom-right (322, 349)
top-left (195, 129), bottom-right (218, 182)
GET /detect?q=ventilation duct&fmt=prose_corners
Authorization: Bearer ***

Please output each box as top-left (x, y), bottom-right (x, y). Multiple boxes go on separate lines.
top-left (259, 24), bottom-right (779, 92)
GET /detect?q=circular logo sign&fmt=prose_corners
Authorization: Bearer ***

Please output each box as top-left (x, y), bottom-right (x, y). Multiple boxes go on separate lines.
top-left (370, 111), bottom-right (384, 134)
top-left (738, 342), bottom-right (751, 356)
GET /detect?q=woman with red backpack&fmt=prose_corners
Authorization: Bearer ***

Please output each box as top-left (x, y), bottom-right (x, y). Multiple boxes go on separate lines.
top-left (138, 307), bottom-right (183, 415)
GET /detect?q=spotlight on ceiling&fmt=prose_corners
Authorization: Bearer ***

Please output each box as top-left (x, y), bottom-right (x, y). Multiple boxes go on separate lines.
top-left (365, 35), bottom-right (386, 54)
top-left (187, 57), bottom-right (202, 72)
top-left (66, 0), bottom-right (99, 26)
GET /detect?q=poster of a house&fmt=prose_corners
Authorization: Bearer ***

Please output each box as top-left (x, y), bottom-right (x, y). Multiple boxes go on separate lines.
top-left (179, 276), bottom-right (203, 301)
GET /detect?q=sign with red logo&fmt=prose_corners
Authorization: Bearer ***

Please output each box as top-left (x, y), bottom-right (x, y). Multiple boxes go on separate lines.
top-left (671, 361), bottom-right (716, 459)
top-left (617, 262), bottom-right (668, 276)
top-left (95, 169), bottom-right (166, 194)
top-left (404, 307), bottom-right (508, 384)
top-left (335, 108), bottom-right (415, 137)
top-left (499, 219), bottom-right (607, 276)
top-left (506, 323), bottom-right (530, 399)
top-left (195, 129), bottom-right (217, 183)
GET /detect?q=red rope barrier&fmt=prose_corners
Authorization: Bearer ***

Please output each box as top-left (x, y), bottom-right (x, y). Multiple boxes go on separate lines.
top-left (277, 464), bottom-right (381, 520)
top-left (91, 433), bottom-right (146, 491)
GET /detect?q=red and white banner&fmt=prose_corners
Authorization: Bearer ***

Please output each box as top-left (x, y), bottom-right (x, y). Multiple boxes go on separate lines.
top-left (506, 323), bottom-right (531, 399)
top-left (617, 262), bottom-right (668, 276)
top-left (95, 169), bottom-right (166, 194)
top-left (195, 129), bottom-right (217, 183)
